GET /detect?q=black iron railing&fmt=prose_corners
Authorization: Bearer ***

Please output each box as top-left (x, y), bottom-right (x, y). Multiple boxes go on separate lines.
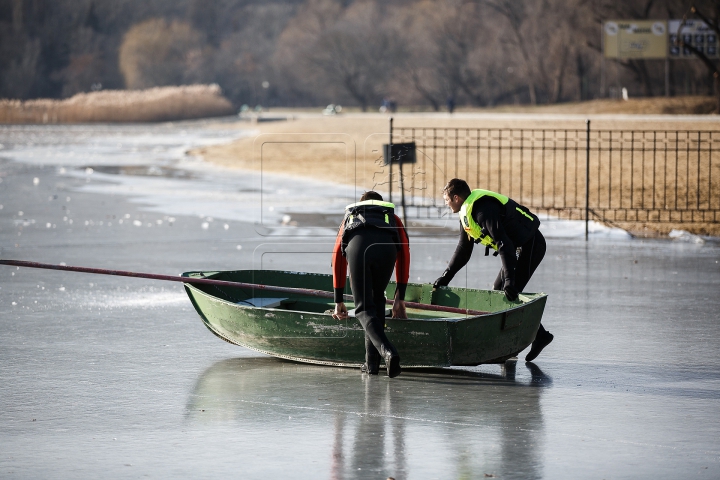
top-left (388, 122), bottom-right (720, 234)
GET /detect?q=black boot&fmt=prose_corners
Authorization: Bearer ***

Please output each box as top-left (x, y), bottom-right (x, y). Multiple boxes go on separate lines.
top-left (379, 344), bottom-right (401, 378)
top-left (525, 326), bottom-right (554, 362)
top-left (359, 315), bottom-right (401, 378)
top-left (361, 334), bottom-right (380, 375)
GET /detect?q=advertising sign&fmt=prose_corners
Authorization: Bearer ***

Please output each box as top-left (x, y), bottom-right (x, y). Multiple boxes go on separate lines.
top-left (668, 19), bottom-right (719, 58)
top-left (604, 20), bottom-right (668, 59)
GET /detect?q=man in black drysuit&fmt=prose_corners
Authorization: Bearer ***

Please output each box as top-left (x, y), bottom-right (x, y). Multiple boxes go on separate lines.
top-left (332, 191), bottom-right (410, 378)
top-left (433, 178), bottom-right (554, 362)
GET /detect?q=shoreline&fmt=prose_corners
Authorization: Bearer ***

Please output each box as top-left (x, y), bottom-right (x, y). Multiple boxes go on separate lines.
top-left (194, 110), bottom-right (720, 238)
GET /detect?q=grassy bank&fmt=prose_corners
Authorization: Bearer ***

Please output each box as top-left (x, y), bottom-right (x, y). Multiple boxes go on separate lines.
top-left (196, 97), bottom-right (719, 237)
top-left (0, 84), bottom-right (234, 123)
top-left (459, 95), bottom-right (718, 115)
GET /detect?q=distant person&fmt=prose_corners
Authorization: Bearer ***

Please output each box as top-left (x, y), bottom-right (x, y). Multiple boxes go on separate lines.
top-left (332, 191), bottom-right (410, 377)
top-left (433, 178), bottom-right (553, 362)
top-left (446, 96), bottom-right (455, 113)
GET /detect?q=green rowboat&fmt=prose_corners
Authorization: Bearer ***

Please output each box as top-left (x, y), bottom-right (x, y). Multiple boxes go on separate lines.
top-left (182, 269), bottom-right (548, 368)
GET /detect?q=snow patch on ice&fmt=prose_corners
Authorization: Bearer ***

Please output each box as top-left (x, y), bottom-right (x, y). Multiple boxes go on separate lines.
top-left (668, 229), bottom-right (705, 244)
top-left (539, 218), bottom-right (632, 239)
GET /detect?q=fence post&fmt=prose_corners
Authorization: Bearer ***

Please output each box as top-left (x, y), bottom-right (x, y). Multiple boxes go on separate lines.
top-left (388, 117), bottom-right (393, 203)
top-left (585, 119), bottom-right (591, 240)
top-left (398, 143), bottom-right (408, 228)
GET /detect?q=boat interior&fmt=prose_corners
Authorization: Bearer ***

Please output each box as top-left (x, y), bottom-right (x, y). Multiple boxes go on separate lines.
top-left (183, 270), bottom-right (531, 320)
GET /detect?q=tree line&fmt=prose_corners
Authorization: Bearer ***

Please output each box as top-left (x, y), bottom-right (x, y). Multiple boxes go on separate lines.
top-left (1, 0), bottom-right (718, 110)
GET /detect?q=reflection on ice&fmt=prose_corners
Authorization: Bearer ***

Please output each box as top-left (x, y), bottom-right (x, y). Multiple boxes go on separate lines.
top-left (46, 288), bottom-right (187, 310)
top-left (187, 357), bottom-right (550, 479)
top-left (0, 122), bottom-right (252, 167)
top-left (87, 164), bottom-right (197, 179)
top-left (94, 291), bottom-right (185, 309)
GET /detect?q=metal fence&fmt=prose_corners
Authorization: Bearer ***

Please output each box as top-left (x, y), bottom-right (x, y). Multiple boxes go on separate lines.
top-left (388, 122), bottom-right (720, 230)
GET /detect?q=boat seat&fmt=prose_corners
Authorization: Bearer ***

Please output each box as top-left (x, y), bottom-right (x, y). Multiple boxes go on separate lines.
top-left (236, 297), bottom-right (288, 308)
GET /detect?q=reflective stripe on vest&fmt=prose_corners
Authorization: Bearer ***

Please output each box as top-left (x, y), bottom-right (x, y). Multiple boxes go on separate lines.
top-left (458, 189), bottom-right (508, 250)
top-left (345, 200), bottom-right (396, 212)
top-left (344, 200), bottom-right (396, 228)
top-left (343, 199), bottom-right (396, 232)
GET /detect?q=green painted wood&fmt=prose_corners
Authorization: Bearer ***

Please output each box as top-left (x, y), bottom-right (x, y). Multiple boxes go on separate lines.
top-left (182, 270), bottom-right (547, 368)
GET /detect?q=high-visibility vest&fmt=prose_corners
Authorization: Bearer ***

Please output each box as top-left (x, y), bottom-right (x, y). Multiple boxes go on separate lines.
top-left (458, 189), bottom-right (540, 255)
top-left (458, 189), bottom-right (509, 251)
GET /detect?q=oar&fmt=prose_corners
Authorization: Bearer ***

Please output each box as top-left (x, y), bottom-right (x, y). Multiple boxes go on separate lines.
top-left (0, 259), bottom-right (488, 316)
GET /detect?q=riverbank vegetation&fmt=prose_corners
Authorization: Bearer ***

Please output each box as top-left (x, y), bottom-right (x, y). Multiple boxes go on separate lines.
top-left (0, 84), bottom-right (234, 123)
top-left (1, 0), bottom-right (719, 113)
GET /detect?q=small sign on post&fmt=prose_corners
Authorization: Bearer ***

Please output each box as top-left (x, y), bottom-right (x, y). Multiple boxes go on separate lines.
top-left (382, 142), bottom-right (416, 165)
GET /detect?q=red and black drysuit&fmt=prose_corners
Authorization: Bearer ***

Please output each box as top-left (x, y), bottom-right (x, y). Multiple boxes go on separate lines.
top-left (332, 203), bottom-right (410, 370)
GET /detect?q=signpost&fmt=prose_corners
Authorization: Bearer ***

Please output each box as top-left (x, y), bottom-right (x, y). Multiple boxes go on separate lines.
top-left (602, 19), bottom-right (718, 98)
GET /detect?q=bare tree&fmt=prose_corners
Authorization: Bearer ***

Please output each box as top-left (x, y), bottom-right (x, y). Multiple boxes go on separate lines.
top-left (481, 0), bottom-right (578, 105)
top-left (0, 37), bottom-right (40, 98)
top-left (321, 2), bottom-right (407, 110)
top-left (271, 0), bottom-right (345, 106)
top-left (677, 2), bottom-right (720, 111)
top-left (433, 1), bottom-right (488, 105)
top-left (274, 0), bottom-right (405, 111)
top-left (397, 1), bottom-right (502, 109)
top-left (393, 1), bottom-right (446, 110)
top-left (188, 0), bottom-right (219, 46)
top-left (483, 0), bottom-right (540, 103)
top-left (55, 27), bottom-right (105, 97)
top-left (212, 3), bottom-right (297, 106)
top-left (2, 0), bottom-right (717, 109)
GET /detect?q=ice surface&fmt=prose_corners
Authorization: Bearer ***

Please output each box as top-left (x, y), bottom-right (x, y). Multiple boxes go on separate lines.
top-left (1, 121), bottom-right (719, 479)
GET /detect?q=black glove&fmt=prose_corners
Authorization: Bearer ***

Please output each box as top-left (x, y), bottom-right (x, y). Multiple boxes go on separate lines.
top-left (503, 279), bottom-right (519, 301)
top-left (433, 271), bottom-right (452, 290)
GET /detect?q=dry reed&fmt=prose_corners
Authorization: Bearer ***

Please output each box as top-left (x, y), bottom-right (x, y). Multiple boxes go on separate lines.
top-left (0, 84), bottom-right (234, 124)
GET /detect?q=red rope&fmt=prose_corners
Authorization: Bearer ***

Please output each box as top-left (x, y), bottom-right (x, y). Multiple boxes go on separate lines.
top-left (0, 259), bottom-right (488, 316)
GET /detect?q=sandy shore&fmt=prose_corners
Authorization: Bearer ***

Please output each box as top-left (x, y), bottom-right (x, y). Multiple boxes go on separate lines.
top-left (195, 99), bottom-right (719, 236)
top-left (196, 106), bottom-right (718, 178)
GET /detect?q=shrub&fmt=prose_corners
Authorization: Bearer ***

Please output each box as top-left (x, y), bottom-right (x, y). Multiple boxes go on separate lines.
top-left (119, 19), bottom-right (206, 89)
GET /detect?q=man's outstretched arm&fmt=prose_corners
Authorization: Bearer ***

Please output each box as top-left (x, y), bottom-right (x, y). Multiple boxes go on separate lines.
top-left (434, 225), bottom-right (474, 288)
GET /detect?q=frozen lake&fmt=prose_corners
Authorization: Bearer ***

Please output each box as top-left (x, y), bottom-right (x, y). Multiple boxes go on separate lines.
top-left (1, 120), bottom-right (719, 479)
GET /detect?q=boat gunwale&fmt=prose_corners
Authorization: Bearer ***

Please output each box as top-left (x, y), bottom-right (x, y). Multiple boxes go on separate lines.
top-left (181, 271), bottom-right (547, 322)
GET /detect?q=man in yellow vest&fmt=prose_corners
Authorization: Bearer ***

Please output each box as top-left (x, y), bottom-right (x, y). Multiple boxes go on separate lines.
top-left (434, 178), bottom-right (553, 362)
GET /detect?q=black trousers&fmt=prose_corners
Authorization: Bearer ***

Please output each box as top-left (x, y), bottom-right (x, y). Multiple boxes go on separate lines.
top-left (493, 230), bottom-right (549, 334)
top-left (345, 228), bottom-right (399, 364)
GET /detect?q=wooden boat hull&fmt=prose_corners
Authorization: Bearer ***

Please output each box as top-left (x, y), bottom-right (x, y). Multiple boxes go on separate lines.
top-left (182, 270), bottom-right (547, 368)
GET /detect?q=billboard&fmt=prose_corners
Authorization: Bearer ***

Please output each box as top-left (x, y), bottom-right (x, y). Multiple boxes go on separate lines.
top-left (604, 20), bottom-right (668, 59)
top-left (668, 19), bottom-right (719, 59)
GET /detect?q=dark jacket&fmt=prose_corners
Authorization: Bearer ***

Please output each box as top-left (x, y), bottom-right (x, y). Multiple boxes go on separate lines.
top-left (444, 196), bottom-right (539, 286)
